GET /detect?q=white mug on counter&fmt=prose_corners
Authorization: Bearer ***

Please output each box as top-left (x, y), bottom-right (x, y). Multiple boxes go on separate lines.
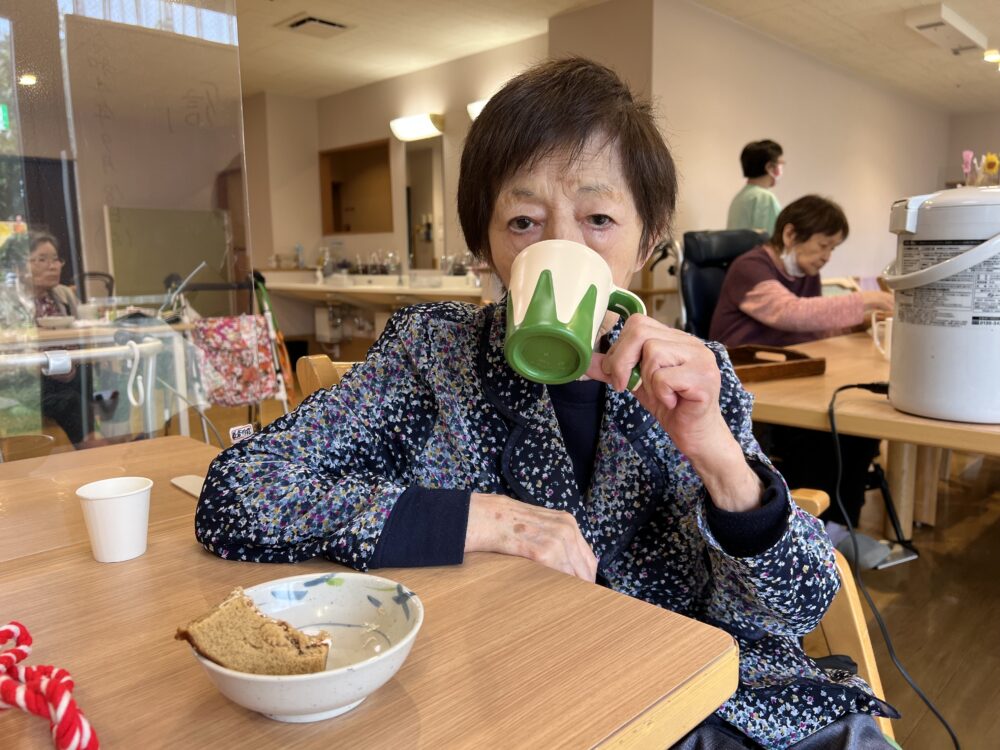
top-left (77, 303), bottom-right (99, 321)
top-left (870, 311), bottom-right (892, 361)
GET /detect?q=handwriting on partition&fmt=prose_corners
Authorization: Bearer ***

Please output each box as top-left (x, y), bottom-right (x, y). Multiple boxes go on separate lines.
top-left (87, 29), bottom-right (123, 207)
top-left (166, 81), bottom-right (221, 133)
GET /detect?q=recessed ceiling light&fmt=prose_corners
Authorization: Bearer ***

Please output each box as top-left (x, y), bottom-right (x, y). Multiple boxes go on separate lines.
top-left (17, 73), bottom-right (37, 86)
top-left (985, 48), bottom-right (1000, 63)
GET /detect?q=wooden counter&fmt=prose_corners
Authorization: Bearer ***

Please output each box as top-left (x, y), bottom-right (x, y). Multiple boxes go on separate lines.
top-left (267, 280), bottom-right (483, 310)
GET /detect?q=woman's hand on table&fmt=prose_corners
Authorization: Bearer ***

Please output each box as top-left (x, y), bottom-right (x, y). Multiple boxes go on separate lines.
top-left (860, 290), bottom-right (894, 314)
top-left (586, 315), bottom-right (762, 512)
top-left (466, 492), bottom-right (598, 581)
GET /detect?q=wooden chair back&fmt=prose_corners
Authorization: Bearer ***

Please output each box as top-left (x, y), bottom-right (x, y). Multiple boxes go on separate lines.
top-left (0, 434), bottom-right (56, 463)
top-left (295, 355), bottom-right (356, 397)
top-left (791, 489), bottom-right (894, 740)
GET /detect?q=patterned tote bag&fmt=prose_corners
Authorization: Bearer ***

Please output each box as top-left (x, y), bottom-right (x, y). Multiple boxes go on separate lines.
top-left (189, 315), bottom-right (278, 407)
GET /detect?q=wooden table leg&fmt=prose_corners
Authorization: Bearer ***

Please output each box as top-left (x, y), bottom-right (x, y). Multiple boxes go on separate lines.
top-left (914, 446), bottom-right (941, 527)
top-left (885, 441), bottom-right (917, 540)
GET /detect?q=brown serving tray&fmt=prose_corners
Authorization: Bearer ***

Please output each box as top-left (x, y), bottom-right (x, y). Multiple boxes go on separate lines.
top-left (726, 344), bottom-right (826, 383)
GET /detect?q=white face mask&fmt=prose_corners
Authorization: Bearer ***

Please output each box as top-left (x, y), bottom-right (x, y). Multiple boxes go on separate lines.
top-left (782, 250), bottom-right (804, 277)
top-left (769, 162), bottom-right (784, 184)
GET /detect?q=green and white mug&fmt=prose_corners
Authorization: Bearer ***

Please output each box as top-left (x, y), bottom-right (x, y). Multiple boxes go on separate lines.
top-left (505, 240), bottom-right (646, 388)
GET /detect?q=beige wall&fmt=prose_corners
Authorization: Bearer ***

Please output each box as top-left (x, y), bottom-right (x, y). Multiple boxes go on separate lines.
top-left (240, 92), bottom-right (321, 336)
top-left (947, 111), bottom-right (1000, 184)
top-left (650, 0), bottom-right (950, 279)
top-left (242, 92), bottom-right (322, 266)
top-left (548, 0), bottom-right (653, 96)
top-left (316, 35), bottom-right (549, 264)
top-left (264, 94), bottom-right (322, 261)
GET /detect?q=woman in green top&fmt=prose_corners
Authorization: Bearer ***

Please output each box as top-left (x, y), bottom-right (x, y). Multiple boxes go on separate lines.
top-left (726, 139), bottom-right (783, 235)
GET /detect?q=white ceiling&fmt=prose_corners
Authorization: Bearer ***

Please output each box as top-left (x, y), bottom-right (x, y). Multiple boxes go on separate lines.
top-left (695, 0), bottom-right (1000, 114)
top-left (235, 0), bottom-right (603, 99)
top-left (236, 0), bottom-right (1000, 113)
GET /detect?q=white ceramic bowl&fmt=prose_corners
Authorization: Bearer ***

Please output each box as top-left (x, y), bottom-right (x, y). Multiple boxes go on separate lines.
top-left (189, 572), bottom-right (423, 722)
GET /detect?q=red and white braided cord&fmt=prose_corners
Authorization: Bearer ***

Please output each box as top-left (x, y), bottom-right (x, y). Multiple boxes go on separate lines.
top-left (0, 622), bottom-right (99, 750)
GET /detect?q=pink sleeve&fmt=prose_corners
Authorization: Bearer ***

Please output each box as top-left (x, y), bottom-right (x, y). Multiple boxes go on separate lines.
top-left (738, 280), bottom-right (864, 333)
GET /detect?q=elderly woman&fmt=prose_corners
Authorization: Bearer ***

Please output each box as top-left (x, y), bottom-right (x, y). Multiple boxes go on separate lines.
top-left (28, 232), bottom-right (96, 448)
top-left (196, 59), bottom-right (895, 749)
top-left (711, 195), bottom-right (893, 347)
top-left (30, 232), bottom-right (79, 319)
top-left (711, 197), bottom-right (895, 568)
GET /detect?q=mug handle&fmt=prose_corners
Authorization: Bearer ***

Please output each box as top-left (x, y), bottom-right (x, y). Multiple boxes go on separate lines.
top-left (608, 288), bottom-right (647, 391)
top-left (872, 320), bottom-right (888, 357)
top-left (869, 310), bottom-right (887, 355)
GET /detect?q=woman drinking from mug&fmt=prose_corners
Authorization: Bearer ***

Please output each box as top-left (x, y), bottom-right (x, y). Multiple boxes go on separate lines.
top-left (710, 198), bottom-right (896, 569)
top-left (196, 59), bottom-right (895, 748)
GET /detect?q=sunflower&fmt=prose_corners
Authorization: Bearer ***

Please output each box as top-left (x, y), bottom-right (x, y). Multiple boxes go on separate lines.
top-left (985, 152), bottom-right (1000, 176)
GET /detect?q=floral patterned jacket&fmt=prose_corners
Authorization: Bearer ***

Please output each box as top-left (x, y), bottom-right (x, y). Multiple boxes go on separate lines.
top-left (196, 301), bottom-right (896, 748)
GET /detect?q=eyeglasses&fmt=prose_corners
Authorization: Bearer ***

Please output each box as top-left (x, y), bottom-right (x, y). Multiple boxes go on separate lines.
top-left (29, 256), bottom-right (64, 266)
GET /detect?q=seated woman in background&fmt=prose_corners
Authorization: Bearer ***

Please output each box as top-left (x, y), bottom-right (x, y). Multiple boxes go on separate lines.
top-left (710, 195), bottom-right (892, 347)
top-left (710, 196), bottom-right (895, 566)
top-left (29, 232), bottom-right (96, 448)
top-left (197, 59), bottom-right (895, 748)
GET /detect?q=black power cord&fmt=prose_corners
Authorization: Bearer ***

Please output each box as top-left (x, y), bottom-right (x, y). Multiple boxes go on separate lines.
top-left (829, 383), bottom-right (960, 749)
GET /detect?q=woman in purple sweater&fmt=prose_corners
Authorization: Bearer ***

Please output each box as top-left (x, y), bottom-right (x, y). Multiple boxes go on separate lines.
top-left (710, 195), bottom-right (892, 347)
top-left (711, 196), bottom-right (894, 567)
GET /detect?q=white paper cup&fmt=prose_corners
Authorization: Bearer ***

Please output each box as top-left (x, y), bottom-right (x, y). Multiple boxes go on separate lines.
top-left (76, 477), bottom-right (153, 563)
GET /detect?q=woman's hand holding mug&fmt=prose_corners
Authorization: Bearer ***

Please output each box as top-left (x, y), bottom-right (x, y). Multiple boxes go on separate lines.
top-left (861, 290), bottom-right (894, 314)
top-left (587, 317), bottom-right (764, 512)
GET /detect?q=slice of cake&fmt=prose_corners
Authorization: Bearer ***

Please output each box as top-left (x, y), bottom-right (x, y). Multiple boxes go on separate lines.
top-left (176, 588), bottom-right (329, 675)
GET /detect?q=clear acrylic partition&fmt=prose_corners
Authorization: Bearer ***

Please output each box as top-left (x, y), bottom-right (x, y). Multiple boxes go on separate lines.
top-left (0, 1), bottom-right (275, 463)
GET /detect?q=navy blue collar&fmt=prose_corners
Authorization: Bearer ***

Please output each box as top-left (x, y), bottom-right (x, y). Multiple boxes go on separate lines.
top-left (476, 302), bottom-right (657, 440)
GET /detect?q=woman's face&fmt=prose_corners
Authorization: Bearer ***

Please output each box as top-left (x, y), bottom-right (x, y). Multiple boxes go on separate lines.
top-left (785, 229), bottom-right (843, 276)
top-left (29, 241), bottom-right (63, 292)
top-left (487, 137), bottom-right (647, 290)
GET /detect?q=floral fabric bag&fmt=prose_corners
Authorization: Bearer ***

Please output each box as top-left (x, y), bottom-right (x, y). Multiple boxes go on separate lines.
top-left (189, 315), bottom-right (278, 407)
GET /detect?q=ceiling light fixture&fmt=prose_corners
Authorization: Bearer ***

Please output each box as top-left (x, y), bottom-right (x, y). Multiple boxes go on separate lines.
top-left (905, 4), bottom-right (986, 55)
top-left (985, 48), bottom-right (1000, 63)
top-left (17, 73), bottom-right (37, 86)
top-left (389, 113), bottom-right (443, 142)
top-left (466, 99), bottom-right (488, 120)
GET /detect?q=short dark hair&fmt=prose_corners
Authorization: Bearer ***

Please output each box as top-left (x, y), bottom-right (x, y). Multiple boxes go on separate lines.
top-left (771, 195), bottom-right (849, 252)
top-left (740, 140), bottom-right (783, 178)
top-left (29, 231), bottom-right (59, 254)
top-left (457, 57), bottom-right (677, 263)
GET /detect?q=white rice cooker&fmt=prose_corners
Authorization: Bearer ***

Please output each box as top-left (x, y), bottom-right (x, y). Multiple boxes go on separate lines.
top-left (884, 186), bottom-right (1000, 424)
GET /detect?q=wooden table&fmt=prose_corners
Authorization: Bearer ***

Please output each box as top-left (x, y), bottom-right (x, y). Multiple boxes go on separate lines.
top-left (744, 333), bottom-right (1000, 536)
top-left (1, 437), bottom-right (738, 748)
top-left (0, 437), bottom-right (217, 564)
